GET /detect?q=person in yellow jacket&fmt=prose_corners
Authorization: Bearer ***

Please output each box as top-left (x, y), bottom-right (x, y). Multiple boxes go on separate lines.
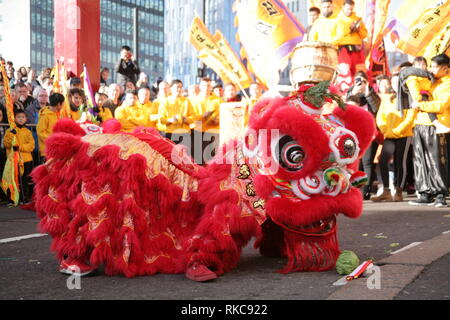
top-left (308, 0), bottom-right (337, 44)
top-left (409, 54), bottom-right (450, 207)
top-left (115, 89), bottom-right (150, 132)
top-left (189, 77), bottom-right (221, 164)
top-left (246, 82), bottom-right (264, 125)
top-left (94, 92), bottom-right (114, 122)
top-left (150, 81), bottom-right (171, 133)
top-left (158, 79), bottom-right (194, 147)
top-left (37, 93), bottom-right (65, 158)
top-left (137, 87), bottom-right (158, 129)
top-left (3, 110), bottom-right (35, 203)
top-left (333, 0), bottom-right (368, 93)
top-left (67, 88), bottom-right (85, 121)
top-left (371, 76), bottom-right (413, 203)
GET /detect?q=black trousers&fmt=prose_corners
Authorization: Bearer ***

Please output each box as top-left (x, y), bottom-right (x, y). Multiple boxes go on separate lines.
top-left (378, 137), bottom-right (412, 189)
top-left (412, 125), bottom-right (448, 196)
top-left (7, 161), bottom-right (34, 203)
top-left (361, 141), bottom-right (379, 194)
top-left (21, 161), bottom-right (34, 201)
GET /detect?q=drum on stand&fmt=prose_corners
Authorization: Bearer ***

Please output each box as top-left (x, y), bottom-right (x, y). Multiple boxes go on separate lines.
top-left (290, 41), bottom-right (338, 89)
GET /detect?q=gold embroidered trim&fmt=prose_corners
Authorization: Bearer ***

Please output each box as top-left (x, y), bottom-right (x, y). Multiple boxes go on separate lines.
top-left (82, 134), bottom-right (198, 202)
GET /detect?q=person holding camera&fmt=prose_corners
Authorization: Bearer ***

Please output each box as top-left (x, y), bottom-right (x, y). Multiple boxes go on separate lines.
top-left (346, 71), bottom-right (381, 200)
top-left (115, 45), bottom-right (141, 88)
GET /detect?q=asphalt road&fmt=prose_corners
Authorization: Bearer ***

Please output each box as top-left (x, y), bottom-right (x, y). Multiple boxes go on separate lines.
top-left (0, 195), bottom-right (449, 301)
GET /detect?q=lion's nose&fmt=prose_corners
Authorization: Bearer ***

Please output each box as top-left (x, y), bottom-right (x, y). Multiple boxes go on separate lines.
top-left (323, 167), bottom-right (344, 187)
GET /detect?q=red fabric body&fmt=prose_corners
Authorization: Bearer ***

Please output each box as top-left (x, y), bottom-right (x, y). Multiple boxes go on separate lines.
top-left (33, 92), bottom-right (375, 277)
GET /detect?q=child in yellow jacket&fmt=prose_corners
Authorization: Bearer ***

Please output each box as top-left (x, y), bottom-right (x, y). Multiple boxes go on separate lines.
top-left (3, 110), bottom-right (35, 203)
top-left (94, 92), bottom-right (114, 122)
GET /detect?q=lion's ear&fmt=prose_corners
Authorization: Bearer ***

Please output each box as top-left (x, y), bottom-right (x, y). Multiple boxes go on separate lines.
top-left (248, 97), bottom-right (285, 129)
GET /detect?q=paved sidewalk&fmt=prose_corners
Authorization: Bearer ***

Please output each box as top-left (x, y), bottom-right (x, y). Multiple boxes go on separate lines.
top-left (327, 231), bottom-right (450, 300)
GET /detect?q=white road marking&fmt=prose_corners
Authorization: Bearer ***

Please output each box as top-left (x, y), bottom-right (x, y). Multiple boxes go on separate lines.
top-left (442, 230), bottom-right (450, 235)
top-left (390, 242), bottom-right (422, 255)
top-left (332, 276), bottom-right (349, 286)
top-left (0, 233), bottom-right (48, 244)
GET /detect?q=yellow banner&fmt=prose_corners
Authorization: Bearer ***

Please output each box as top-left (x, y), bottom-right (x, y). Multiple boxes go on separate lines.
top-left (198, 49), bottom-right (233, 85)
top-left (234, 0), bottom-right (305, 88)
top-left (0, 61), bottom-right (17, 130)
top-left (421, 21), bottom-right (450, 61)
top-left (370, 0), bottom-right (390, 46)
top-left (397, 1), bottom-right (450, 56)
top-left (59, 62), bottom-right (72, 119)
top-left (189, 16), bottom-right (252, 89)
top-left (212, 31), bottom-right (253, 89)
top-left (189, 16), bottom-right (219, 52)
top-left (1, 138), bottom-right (20, 205)
top-left (395, 0), bottom-right (443, 28)
top-left (0, 61), bottom-right (21, 204)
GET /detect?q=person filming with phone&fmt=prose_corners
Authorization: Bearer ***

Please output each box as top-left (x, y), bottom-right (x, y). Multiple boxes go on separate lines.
top-left (115, 45), bottom-right (141, 88)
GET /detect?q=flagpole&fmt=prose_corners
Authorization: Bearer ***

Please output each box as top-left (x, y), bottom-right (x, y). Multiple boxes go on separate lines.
top-left (0, 60), bottom-right (20, 205)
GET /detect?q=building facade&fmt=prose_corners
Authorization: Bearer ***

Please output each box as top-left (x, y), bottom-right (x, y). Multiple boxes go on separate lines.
top-left (100, 0), bottom-right (164, 83)
top-left (0, 0), bottom-right (164, 83)
top-left (30, 0), bottom-right (55, 73)
top-left (164, 0), bottom-right (240, 87)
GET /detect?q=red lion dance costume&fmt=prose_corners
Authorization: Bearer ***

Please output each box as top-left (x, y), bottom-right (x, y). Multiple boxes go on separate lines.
top-left (33, 82), bottom-right (375, 281)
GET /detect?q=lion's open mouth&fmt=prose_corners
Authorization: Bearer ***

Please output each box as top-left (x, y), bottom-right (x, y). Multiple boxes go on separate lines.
top-left (275, 214), bottom-right (336, 237)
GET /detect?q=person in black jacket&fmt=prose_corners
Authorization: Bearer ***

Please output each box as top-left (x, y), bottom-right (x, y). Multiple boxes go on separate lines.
top-left (346, 71), bottom-right (382, 200)
top-left (115, 45), bottom-right (140, 87)
top-left (346, 71), bottom-right (381, 116)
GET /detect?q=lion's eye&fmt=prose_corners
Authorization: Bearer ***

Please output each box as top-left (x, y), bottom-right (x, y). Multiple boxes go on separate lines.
top-left (342, 137), bottom-right (357, 157)
top-left (275, 135), bottom-right (305, 171)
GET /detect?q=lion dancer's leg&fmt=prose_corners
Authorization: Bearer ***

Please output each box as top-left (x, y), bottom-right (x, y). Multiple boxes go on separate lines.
top-left (32, 164), bottom-right (96, 276)
top-left (185, 198), bottom-right (260, 282)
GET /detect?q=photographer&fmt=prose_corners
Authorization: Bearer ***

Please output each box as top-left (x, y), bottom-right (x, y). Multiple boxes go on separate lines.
top-left (346, 71), bottom-right (381, 200)
top-left (115, 45), bottom-right (141, 88)
top-left (346, 71), bottom-right (381, 116)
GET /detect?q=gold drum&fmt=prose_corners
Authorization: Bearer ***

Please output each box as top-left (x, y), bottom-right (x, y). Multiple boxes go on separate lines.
top-left (290, 41), bottom-right (338, 88)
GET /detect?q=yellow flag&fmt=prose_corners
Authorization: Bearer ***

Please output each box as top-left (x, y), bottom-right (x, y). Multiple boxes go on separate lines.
top-left (197, 49), bottom-right (233, 85)
top-left (395, 0), bottom-right (443, 29)
top-left (365, 0), bottom-right (391, 67)
top-left (51, 61), bottom-right (62, 94)
top-left (0, 61), bottom-right (17, 130)
top-left (421, 21), bottom-right (450, 61)
top-left (1, 139), bottom-right (20, 205)
top-left (189, 16), bottom-right (252, 89)
top-left (397, 1), bottom-right (450, 56)
top-left (234, 0), bottom-right (305, 89)
top-left (189, 16), bottom-right (219, 52)
top-left (212, 31), bottom-right (253, 88)
top-left (59, 62), bottom-right (72, 119)
top-left (0, 61), bottom-right (20, 205)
